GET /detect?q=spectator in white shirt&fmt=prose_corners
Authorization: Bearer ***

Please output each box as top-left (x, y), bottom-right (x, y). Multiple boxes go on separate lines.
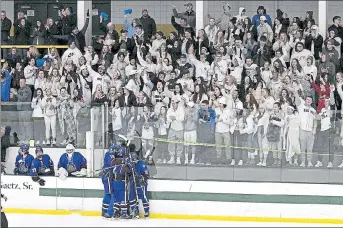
top-left (34, 70), bottom-right (48, 94)
top-left (41, 87), bottom-right (57, 146)
top-left (166, 96), bottom-right (185, 164)
top-left (204, 17), bottom-right (219, 45)
top-left (214, 97), bottom-right (233, 164)
top-left (24, 58), bottom-right (38, 95)
top-left (293, 84), bottom-right (317, 167)
top-left (210, 53), bottom-right (228, 85)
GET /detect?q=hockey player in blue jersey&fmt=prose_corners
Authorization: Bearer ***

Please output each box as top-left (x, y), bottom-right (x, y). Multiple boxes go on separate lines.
top-left (57, 144), bottom-right (87, 179)
top-left (30, 146), bottom-right (54, 186)
top-left (127, 144), bottom-right (139, 219)
top-left (14, 144), bottom-right (34, 175)
top-left (130, 145), bottom-right (150, 218)
top-left (109, 150), bottom-right (131, 219)
top-left (101, 143), bottom-right (119, 217)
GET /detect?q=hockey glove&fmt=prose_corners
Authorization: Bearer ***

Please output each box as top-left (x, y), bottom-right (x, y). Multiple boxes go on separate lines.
top-left (38, 178), bottom-right (46, 186)
top-left (13, 168), bottom-right (19, 175)
top-left (57, 167), bottom-right (68, 180)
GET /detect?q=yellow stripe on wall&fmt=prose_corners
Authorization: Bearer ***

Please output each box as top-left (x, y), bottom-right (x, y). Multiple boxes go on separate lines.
top-left (4, 208), bottom-right (343, 224)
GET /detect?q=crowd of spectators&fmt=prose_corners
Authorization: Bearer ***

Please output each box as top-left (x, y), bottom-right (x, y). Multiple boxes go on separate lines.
top-left (1, 2), bottom-right (343, 168)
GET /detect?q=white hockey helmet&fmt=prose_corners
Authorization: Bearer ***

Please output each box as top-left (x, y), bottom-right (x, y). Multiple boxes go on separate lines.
top-left (66, 144), bottom-right (75, 153)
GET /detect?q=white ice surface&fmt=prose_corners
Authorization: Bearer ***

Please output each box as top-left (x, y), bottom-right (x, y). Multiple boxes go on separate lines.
top-left (5, 213), bottom-right (343, 227)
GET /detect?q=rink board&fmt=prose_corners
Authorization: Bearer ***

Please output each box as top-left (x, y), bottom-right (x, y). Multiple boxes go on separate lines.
top-left (2, 176), bottom-right (343, 224)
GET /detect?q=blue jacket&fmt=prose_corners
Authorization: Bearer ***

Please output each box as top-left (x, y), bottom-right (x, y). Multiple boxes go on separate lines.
top-left (57, 152), bottom-right (87, 175)
top-left (124, 18), bottom-right (136, 38)
top-left (30, 154), bottom-right (54, 176)
top-left (1, 70), bottom-right (11, 102)
top-left (252, 14), bottom-right (272, 26)
top-left (198, 107), bottom-right (216, 133)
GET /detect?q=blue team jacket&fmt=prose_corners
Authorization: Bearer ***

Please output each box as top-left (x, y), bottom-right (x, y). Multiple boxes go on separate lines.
top-left (30, 154), bottom-right (54, 176)
top-left (1, 70), bottom-right (11, 102)
top-left (15, 154), bottom-right (34, 175)
top-left (57, 152), bottom-right (87, 174)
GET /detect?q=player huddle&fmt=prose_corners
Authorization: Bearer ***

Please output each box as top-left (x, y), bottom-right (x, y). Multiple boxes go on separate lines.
top-left (101, 142), bottom-right (150, 219)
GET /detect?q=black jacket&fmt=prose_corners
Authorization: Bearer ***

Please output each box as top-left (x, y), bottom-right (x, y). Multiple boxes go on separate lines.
top-left (1, 17), bottom-right (12, 42)
top-left (171, 16), bottom-right (195, 38)
top-left (14, 25), bottom-right (31, 45)
top-left (100, 22), bottom-right (119, 41)
top-left (5, 54), bottom-right (22, 70)
top-left (252, 44), bottom-right (272, 67)
top-left (304, 34), bottom-right (323, 60)
top-left (13, 18), bottom-right (32, 28)
top-left (1, 126), bottom-right (11, 162)
top-left (140, 15), bottom-right (157, 40)
top-left (99, 52), bottom-right (114, 69)
top-left (119, 92), bottom-right (137, 107)
top-left (54, 18), bottom-right (89, 52)
top-left (112, 37), bottom-right (135, 55)
top-left (195, 37), bottom-right (210, 59)
top-left (60, 13), bottom-right (77, 35)
top-left (45, 24), bottom-right (61, 44)
top-left (11, 69), bottom-right (24, 90)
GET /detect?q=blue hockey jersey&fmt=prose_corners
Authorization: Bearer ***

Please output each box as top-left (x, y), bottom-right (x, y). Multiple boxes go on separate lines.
top-left (30, 154), bottom-right (54, 176)
top-left (135, 160), bottom-right (149, 187)
top-left (57, 152), bottom-right (87, 175)
top-left (102, 151), bottom-right (115, 177)
top-left (15, 154), bottom-right (34, 175)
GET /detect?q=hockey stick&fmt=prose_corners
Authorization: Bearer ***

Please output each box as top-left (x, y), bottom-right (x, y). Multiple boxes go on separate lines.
top-left (127, 146), bottom-right (140, 217)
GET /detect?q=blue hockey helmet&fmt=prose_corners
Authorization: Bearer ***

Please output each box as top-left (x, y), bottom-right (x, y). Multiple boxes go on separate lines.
top-left (109, 143), bottom-right (120, 152)
top-left (114, 150), bottom-right (123, 159)
top-left (35, 145), bottom-right (43, 153)
top-left (35, 145), bottom-right (43, 157)
top-left (19, 144), bottom-right (29, 154)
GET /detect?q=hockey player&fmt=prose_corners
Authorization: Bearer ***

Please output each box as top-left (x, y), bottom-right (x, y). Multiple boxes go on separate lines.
top-left (1, 194), bottom-right (8, 228)
top-left (130, 146), bottom-right (150, 218)
top-left (14, 144), bottom-right (34, 175)
top-left (127, 144), bottom-right (139, 219)
top-left (30, 146), bottom-right (55, 186)
top-left (57, 144), bottom-right (87, 179)
top-left (101, 143), bottom-right (119, 217)
top-left (110, 150), bottom-right (131, 219)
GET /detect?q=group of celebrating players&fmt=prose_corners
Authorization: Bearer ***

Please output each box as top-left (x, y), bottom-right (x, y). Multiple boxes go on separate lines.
top-left (101, 142), bottom-right (150, 219)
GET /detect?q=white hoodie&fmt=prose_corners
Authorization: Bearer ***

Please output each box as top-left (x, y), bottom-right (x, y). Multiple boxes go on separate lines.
top-left (236, 7), bottom-right (248, 25)
top-left (61, 47), bottom-right (82, 67)
top-left (189, 54), bottom-right (210, 80)
top-left (290, 48), bottom-right (314, 68)
top-left (211, 58), bottom-right (228, 84)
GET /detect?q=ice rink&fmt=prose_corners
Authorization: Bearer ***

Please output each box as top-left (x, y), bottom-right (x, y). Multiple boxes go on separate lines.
top-left (5, 213), bottom-right (343, 227)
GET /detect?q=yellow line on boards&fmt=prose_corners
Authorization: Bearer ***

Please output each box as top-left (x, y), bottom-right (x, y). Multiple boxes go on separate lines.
top-left (4, 208), bottom-right (343, 224)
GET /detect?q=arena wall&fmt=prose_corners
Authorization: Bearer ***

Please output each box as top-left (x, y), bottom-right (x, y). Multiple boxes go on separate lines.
top-left (2, 175), bottom-right (343, 224)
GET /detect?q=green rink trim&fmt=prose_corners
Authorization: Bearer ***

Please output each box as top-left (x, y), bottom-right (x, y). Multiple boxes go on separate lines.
top-left (39, 188), bottom-right (343, 205)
